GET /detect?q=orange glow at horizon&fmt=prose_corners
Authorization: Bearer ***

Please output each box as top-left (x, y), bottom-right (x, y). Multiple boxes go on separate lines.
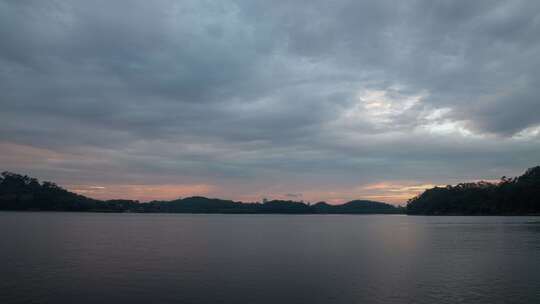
top-left (230, 181), bottom-right (444, 206)
top-left (66, 181), bottom-right (436, 205)
top-left (69, 183), bottom-right (215, 202)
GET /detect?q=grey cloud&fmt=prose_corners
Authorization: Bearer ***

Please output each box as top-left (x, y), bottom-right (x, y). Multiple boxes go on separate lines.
top-left (1, 0), bottom-right (540, 202)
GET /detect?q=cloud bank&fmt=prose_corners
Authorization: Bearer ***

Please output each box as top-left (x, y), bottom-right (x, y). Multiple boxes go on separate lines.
top-left (1, 0), bottom-right (539, 203)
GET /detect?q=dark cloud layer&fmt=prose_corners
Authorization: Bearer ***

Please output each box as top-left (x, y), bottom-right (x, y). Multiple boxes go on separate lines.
top-left (1, 0), bottom-right (539, 203)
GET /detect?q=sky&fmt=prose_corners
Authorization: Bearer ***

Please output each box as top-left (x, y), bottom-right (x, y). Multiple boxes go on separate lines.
top-left (1, 0), bottom-right (540, 204)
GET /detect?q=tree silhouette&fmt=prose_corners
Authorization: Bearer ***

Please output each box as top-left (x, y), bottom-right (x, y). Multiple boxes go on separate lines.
top-left (407, 166), bottom-right (540, 215)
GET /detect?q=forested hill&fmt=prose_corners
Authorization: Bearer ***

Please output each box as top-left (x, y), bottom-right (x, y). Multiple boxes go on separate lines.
top-left (0, 171), bottom-right (402, 214)
top-left (406, 166), bottom-right (540, 215)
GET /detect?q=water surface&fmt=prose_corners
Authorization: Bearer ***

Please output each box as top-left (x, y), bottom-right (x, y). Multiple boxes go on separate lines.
top-left (1, 212), bottom-right (539, 303)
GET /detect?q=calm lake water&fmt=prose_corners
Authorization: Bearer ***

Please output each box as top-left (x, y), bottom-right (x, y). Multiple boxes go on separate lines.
top-left (1, 212), bottom-right (539, 304)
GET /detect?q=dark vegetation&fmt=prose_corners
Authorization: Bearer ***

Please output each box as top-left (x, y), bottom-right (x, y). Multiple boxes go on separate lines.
top-left (407, 166), bottom-right (540, 215)
top-left (0, 171), bottom-right (402, 214)
top-left (6, 166), bottom-right (537, 215)
top-left (312, 200), bottom-right (399, 214)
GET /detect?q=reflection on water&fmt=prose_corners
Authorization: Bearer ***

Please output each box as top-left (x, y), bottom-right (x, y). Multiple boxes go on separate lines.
top-left (1, 212), bottom-right (539, 304)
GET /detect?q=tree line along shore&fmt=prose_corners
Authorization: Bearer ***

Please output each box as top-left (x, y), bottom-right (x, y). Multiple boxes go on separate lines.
top-left (0, 166), bottom-right (538, 215)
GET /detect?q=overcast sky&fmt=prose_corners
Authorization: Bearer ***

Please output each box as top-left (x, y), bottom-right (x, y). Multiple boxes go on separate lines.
top-left (1, 0), bottom-right (539, 204)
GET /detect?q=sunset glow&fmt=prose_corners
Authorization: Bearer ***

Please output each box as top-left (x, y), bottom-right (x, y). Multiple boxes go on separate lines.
top-left (69, 184), bottom-right (215, 202)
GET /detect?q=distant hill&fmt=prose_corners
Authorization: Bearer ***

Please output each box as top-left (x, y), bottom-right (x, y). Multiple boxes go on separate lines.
top-left (0, 171), bottom-right (401, 214)
top-left (313, 200), bottom-right (403, 214)
top-left (406, 166), bottom-right (540, 215)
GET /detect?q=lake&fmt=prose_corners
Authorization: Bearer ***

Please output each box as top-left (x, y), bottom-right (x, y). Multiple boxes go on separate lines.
top-left (1, 212), bottom-right (539, 303)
